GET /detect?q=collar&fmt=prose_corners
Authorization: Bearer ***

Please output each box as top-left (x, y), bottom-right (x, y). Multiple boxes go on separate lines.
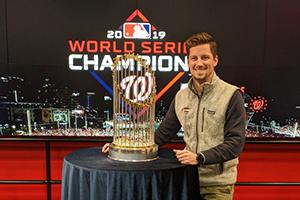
top-left (188, 72), bottom-right (220, 96)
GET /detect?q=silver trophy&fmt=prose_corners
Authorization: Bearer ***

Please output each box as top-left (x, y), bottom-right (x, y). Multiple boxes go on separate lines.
top-left (108, 54), bottom-right (158, 162)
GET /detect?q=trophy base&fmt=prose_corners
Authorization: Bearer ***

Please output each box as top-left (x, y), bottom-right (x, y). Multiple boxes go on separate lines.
top-left (108, 143), bottom-right (158, 162)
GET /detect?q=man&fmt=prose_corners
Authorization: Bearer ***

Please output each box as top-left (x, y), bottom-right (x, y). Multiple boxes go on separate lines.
top-left (154, 32), bottom-right (246, 200)
top-left (102, 32), bottom-right (245, 199)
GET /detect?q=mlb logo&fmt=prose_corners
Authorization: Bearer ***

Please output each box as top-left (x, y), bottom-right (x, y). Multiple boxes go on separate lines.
top-left (123, 22), bottom-right (151, 39)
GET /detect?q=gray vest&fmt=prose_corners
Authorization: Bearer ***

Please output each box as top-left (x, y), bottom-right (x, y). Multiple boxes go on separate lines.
top-left (175, 74), bottom-right (239, 186)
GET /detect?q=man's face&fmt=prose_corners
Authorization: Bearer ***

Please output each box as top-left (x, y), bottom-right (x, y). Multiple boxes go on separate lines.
top-left (188, 44), bottom-right (218, 84)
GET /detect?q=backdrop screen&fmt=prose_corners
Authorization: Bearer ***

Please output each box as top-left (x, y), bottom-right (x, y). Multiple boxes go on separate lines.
top-left (0, 0), bottom-right (299, 138)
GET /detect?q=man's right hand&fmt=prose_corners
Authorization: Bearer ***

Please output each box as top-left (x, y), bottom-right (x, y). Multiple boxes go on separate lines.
top-left (102, 143), bottom-right (110, 153)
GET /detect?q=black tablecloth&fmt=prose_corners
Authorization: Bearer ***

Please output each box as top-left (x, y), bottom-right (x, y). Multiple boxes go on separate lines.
top-left (61, 147), bottom-right (201, 200)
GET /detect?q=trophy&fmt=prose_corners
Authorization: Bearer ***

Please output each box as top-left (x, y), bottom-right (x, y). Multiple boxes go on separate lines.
top-left (108, 54), bottom-right (158, 162)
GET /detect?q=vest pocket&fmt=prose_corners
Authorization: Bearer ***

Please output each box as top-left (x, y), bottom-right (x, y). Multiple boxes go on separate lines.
top-left (182, 108), bottom-right (192, 136)
top-left (203, 106), bottom-right (221, 137)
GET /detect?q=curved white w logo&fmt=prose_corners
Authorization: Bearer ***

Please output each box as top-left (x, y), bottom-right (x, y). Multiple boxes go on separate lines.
top-left (120, 72), bottom-right (154, 102)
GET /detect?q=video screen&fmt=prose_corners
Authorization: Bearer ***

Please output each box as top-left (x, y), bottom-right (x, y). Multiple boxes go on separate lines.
top-left (0, 0), bottom-right (299, 138)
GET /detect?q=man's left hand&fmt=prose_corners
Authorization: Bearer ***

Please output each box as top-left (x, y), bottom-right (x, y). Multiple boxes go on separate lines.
top-left (173, 149), bottom-right (198, 165)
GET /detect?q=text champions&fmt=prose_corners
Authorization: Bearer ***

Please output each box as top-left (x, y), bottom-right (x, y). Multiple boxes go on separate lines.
top-left (68, 40), bottom-right (189, 72)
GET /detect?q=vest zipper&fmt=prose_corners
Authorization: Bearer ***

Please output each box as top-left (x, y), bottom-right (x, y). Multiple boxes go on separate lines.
top-left (195, 89), bottom-right (204, 152)
top-left (201, 107), bottom-right (205, 132)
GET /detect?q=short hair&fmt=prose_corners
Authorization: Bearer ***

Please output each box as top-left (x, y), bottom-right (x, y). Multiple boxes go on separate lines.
top-left (185, 32), bottom-right (218, 58)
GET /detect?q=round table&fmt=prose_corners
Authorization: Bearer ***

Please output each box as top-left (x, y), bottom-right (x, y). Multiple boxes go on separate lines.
top-left (61, 147), bottom-right (201, 200)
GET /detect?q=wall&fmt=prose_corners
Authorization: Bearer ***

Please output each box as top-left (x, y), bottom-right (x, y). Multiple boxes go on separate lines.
top-left (0, 139), bottom-right (300, 200)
